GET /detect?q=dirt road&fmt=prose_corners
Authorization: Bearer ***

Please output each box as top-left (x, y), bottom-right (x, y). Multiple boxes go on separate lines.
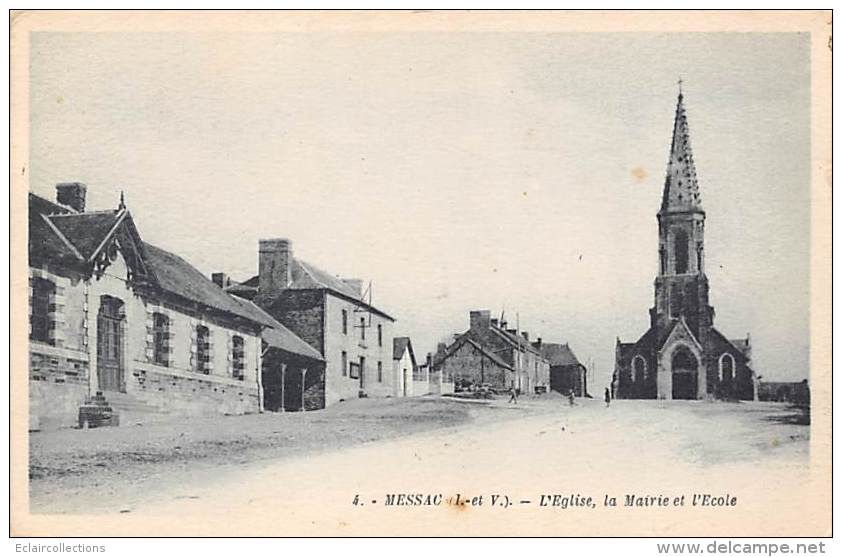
top-left (22, 398), bottom-right (822, 536)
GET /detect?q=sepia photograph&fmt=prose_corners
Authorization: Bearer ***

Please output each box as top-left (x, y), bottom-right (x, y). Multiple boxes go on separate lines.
top-left (9, 9), bottom-right (832, 538)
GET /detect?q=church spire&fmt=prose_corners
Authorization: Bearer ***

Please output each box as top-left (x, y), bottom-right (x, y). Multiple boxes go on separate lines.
top-left (660, 87), bottom-right (702, 214)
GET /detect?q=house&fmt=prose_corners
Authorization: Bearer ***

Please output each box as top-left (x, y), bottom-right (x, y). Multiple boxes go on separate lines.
top-left (433, 310), bottom-right (550, 393)
top-left (533, 340), bottom-right (588, 397)
top-left (758, 380), bottom-right (810, 405)
top-left (28, 184), bottom-right (321, 430)
top-left (223, 239), bottom-right (396, 410)
top-left (613, 91), bottom-right (757, 401)
top-left (392, 337), bottom-right (417, 397)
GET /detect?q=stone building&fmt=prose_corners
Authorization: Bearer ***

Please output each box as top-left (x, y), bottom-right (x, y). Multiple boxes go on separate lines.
top-left (533, 340), bottom-right (588, 397)
top-left (433, 310), bottom-right (550, 393)
top-left (223, 239), bottom-right (396, 409)
top-left (612, 92), bottom-right (757, 401)
top-left (28, 184), bottom-right (322, 430)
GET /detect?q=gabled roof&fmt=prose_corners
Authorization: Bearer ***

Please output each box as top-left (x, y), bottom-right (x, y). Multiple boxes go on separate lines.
top-left (392, 337), bottom-right (417, 368)
top-left (30, 192), bottom-right (319, 348)
top-left (660, 91), bottom-right (703, 215)
top-left (233, 259), bottom-right (394, 321)
top-left (49, 210), bottom-right (125, 260)
top-left (709, 327), bottom-right (751, 362)
top-left (538, 343), bottom-right (584, 368)
top-left (486, 324), bottom-right (543, 356)
top-left (434, 335), bottom-right (513, 371)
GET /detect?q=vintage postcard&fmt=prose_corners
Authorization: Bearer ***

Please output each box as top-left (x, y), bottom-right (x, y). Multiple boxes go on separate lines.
top-left (9, 10), bottom-right (832, 537)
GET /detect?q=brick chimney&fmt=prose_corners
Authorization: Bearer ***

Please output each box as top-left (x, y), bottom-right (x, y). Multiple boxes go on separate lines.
top-left (521, 331), bottom-right (529, 341)
top-left (211, 272), bottom-right (230, 289)
top-left (259, 238), bottom-right (292, 296)
top-left (469, 310), bottom-right (491, 330)
top-left (534, 337), bottom-right (543, 349)
top-left (56, 182), bottom-right (86, 212)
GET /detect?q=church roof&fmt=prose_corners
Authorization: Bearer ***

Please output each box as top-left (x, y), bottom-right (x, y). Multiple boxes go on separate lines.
top-left (660, 91), bottom-right (703, 215)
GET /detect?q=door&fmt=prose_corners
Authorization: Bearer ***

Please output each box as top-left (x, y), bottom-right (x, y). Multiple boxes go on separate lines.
top-left (359, 356), bottom-right (366, 390)
top-left (402, 368), bottom-right (408, 397)
top-left (97, 296), bottom-right (125, 392)
top-left (671, 348), bottom-right (698, 400)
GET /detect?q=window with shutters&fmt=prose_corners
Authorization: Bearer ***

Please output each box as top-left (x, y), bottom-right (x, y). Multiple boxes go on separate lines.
top-left (152, 313), bottom-right (170, 366)
top-left (195, 325), bottom-right (211, 374)
top-left (377, 324), bottom-right (383, 346)
top-left (342, 309), bottom-right (348, 335)
top-left (30, 277), bottom-right (55, 344)
top-left (232, 335), bottom-right (245, 380)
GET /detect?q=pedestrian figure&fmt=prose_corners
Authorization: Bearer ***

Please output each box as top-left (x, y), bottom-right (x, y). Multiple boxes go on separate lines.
top-left (567, 390), bottom-right (576, 406)
top-left (604, 387), bottom-right (611, 408)
top-left (508, 385), bottom-right (518, 404)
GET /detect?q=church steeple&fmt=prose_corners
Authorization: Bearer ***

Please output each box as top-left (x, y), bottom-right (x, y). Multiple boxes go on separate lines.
top-left (660, 89), bottom-right (703, 215)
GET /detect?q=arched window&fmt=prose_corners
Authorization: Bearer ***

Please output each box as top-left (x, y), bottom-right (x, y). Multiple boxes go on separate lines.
top-left (632, 355), bottom-right (647, 383)
top-left (674, 228), bottom-right (689, 274)
top-left (719, 353), bottom-right (735, 383)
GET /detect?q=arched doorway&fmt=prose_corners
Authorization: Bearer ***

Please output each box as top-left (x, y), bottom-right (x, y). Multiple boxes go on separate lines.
top-left (671, 347), bottom-right (698, 400)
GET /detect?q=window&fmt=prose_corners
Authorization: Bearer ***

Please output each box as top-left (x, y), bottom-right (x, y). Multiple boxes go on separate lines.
top-left (377, 324), bottom-right (383, 347)
top-left (342, 309), bottom-right (348, 335)
top-left (30, 277), bottom-right (55, 344)
top-left (360, 317), bottom-right (366, 340)
top-left (195, 325), bottom-right (210, 374)
top-left (674, 229), bottom-right (689, 274)
top-left (152, 313), bottom-right (170, 366)
top-left (377, 361), bottom-right (383, 382)
top-left (719, 353), bottom-right (735, 383)
top-left (670, 284), bottom-right (684, 318)
top-left (632, 355), bottom-right (647, 383)
top-left (349, 361), bottom-right (360, 379)
top-left (341, 351), bottom-right (348, 377)
top-left (231, 335), bottom-right (245, 380)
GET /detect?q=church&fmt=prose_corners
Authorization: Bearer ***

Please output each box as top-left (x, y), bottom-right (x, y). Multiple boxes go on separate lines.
top-left (613, 91), bottom-right (757, 401)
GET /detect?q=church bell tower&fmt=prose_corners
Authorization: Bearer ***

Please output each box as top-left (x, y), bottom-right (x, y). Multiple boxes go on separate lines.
top-left (650, 89), bottom-right (715, 339)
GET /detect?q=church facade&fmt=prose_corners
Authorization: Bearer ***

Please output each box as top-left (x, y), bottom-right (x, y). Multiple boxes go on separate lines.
top-left (613, 92), bottom-right (757, 401)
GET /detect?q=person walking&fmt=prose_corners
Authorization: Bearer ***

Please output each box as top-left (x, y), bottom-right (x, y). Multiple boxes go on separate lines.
top-left (567, 389), bottom-right (576, 406)
top-left (604, 387), bottom-right (611, 408)
top-left (508, 385), bottom-right (518, 404)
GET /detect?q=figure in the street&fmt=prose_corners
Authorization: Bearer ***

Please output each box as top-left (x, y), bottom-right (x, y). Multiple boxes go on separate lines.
top-left (567, 390), bottom-right (576, 406)
top-left (604, 387), bottom-right (611, 408)
top-left (508, 385), bottom-right (518, 404)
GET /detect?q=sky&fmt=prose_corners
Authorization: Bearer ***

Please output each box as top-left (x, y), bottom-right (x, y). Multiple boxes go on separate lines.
top-left (27, 31), bottom-right (811, 388)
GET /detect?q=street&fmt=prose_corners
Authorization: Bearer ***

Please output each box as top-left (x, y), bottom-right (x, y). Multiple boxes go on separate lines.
top-left (22, 397), bottom-right (822, 537)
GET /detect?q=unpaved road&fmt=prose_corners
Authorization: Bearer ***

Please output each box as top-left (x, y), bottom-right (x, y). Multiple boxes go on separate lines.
top-left (20, 398), bottom-right (823, 537)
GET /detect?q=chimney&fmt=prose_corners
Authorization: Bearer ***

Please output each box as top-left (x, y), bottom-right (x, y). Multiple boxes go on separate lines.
top-left (535, 337), bottom-right (543, 348)
top-left (501, 320), bottom-right (508, 330)
top-left (211, 272), bottom-right (230, 289)
top-left (259, 238), bottom-right (292, 296)
top-left (490, 318), bottom-right (499, 327)
top-left (507, 328), bottom-right (517, 337)
top-left (342, 278), bottom-right (364, 298)
top-left (437, 342), bottom-right (447, 355)
top-left (56, 182), bottom-right (86, 212)
top-left (469, 310), bottom-right (491, 330)
top-left (426, 352), bottom-right (433, 368)
top-left (521, 331), bottom-right (529, 341)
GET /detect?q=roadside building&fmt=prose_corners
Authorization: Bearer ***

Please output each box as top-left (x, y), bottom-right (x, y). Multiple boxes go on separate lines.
top-left (392, 337), bottom-right (417, 397)
top-left (757, 380), bottom-right (810, 405)
top-left (433, 310), bottom-right (550, 393)
top-left (223, 239), bottom-right (396, 409)
top-left (28, 184), bottom-right (319, 430)
top-left (533, 339), bottom-right (588, 397)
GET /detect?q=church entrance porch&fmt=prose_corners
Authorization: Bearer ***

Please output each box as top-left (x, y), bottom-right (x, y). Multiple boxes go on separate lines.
top-left (671, 348), bottom-right (698, 400)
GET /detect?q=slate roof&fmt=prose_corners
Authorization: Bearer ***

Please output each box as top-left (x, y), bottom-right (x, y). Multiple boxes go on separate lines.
top-left (661, 91), bottom-right (703, 215)
top-left (392, 337), bottom-right (417, 368)
top-left (49, 211), bottom-right (124, 259)
top-left (538, 343), bottom-right (584, 368)
top-left (434, 335), bottom-right (513, 371)
top-left (234, 259), bottom-right (394, 320)
top-left (29, 192), bottom-right (322, 362)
